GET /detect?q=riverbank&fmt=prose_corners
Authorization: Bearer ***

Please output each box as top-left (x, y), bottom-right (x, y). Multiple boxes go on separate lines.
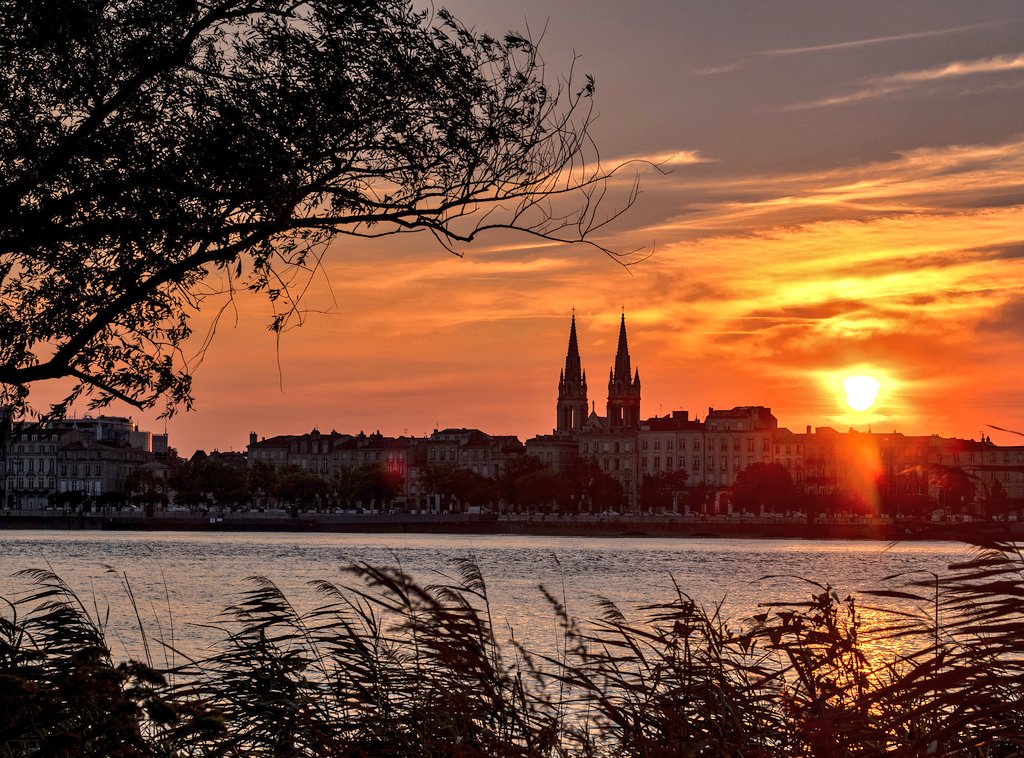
top-left (1, 510), bottom-right (1018, 541)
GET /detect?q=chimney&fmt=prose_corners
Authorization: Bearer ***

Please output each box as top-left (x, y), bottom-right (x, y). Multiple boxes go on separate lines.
top-left (806, 425), bottom-right (811, 435)
top-left (249, 431), bottom-right (257, 447)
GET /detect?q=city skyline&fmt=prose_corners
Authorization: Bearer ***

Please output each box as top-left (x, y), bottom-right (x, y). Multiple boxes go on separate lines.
top-left (34, 1), bottom-right (1024, 455)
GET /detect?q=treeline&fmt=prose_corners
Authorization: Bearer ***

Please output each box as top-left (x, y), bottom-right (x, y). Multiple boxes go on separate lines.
top-left (3, 541), bottom-right (1024, 755)
top-left (130, 454), bottom-right (643, 513)
top-left (119, 454), bottom-right (1015, 518)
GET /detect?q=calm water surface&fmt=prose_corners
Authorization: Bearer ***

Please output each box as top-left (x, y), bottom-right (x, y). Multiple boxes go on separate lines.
top-left (0, 530), bottom-right (974, 661)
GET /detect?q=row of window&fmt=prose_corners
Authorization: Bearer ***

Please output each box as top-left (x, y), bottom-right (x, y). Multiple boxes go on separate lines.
top-left (6, 443), bottom-right (58, 454)
top-left (7, 478), bottom-right (102, 492)
top-left (9, 463), bottom-right (103, 476)
top-left (582, 441), bottom-right (634, 454)
top-left (639, 438), bottom-right (776, 454)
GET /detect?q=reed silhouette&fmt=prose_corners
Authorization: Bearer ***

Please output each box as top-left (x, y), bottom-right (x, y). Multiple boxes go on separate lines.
top-left (2, 543), bottom-right (1024, 756)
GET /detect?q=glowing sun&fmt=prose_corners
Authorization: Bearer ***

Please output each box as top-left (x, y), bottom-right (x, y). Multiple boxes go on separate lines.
top-left (843, 375), bottom-right (881, 411)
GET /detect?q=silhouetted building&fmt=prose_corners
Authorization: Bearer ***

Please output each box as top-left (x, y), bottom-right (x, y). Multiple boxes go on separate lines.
top-left (638, 410), bottom-right (705, 482)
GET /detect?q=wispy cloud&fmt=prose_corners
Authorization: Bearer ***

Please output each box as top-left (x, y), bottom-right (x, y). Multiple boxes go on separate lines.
top-left (762, 23), bottom-right (997, 56)
top-left (691, 61), bottom-right (747, 77)
top-left (691, 22), bottom-right (997, 77)
top-left (607, 149), bottom-right (712, 167)
top-left (791, 51), bottom-right (1024, 109)
top-left (886, 52), bottom-right (1024, 83)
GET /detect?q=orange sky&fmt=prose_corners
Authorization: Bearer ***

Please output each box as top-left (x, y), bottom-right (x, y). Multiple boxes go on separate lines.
top-left (67, 1), bottom-right (1024, 454)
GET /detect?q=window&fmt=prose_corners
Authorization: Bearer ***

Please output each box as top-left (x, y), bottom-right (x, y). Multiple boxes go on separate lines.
top-left (666, 457), bottom-right (673, 470)
top-left (614, 442), bottom-right (620, 454)
top-left (653, 457), bottom-right (661, 469)
top-left (667, 439), bottom-right (674, 450)
top-left (641, 440), bottom-right (648, 451)
top-left (583, 443), bottom-right (589, 453)
top-left (641, 457), bottom-right (648, 469)
top-left (654, 441), bottom-right (660, 451)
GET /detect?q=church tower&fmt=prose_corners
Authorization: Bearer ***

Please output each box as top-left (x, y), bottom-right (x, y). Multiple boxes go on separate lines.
top-left (606, 313), bottom-right (641, 429)
top-left (556, 313), bottom-right (588, 433)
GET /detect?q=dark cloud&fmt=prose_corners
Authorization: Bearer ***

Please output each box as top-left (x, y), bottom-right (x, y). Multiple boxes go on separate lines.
top-left (709, 304), bottom-right (978, 375)
top-left (828, 252), bottom-right (963, 277)
top-left (964, 241), bottom-right (1024, 260)
top-left (977, 295), bottom-right (1024, 332)
top-left (746, 300), bottom-right (867, 321)
top-left (826, 246), bottom-right (1020, 278)
top-left (957, 189), bottom-right (1024, 210)
top-left (680, 279), bottom-right (732, 303)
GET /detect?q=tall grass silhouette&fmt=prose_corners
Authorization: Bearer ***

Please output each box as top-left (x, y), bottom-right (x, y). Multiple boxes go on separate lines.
top-left (3, 545), bottom-right (1024, 756)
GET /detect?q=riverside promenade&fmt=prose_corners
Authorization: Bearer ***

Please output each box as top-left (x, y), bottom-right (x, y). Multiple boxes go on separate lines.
top-left (1, 509), bottom-right (1018, 541)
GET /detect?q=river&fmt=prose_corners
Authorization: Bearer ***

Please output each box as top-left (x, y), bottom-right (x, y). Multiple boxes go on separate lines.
top-left (0, 530), bottom-right (975, 664)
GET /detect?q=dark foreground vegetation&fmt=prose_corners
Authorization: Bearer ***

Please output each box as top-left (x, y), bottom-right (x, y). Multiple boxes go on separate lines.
top-left (3, 543), bottom-right (1024, 756)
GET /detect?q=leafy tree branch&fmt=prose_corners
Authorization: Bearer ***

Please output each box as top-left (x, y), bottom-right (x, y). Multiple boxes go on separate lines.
top-left (0, 0), bottom-right (643, 417)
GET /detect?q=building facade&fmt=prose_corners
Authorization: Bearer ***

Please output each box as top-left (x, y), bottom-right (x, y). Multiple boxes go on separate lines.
top-left (2, 416), bottom-right (158, 509)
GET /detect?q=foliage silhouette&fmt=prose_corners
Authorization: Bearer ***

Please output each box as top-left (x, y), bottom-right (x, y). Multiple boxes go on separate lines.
top-left (0, 0), bottom-right (638, 418)
top-left (5, 542), bottom-right (1024, 755)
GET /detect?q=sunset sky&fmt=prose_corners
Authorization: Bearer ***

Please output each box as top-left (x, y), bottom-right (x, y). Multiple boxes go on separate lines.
top-left (100, 1), bottom-right (1024, 454)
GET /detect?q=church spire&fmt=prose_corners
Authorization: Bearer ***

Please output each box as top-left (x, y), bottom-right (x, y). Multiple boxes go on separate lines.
top-left (612, 313), bottom-right (631, 383)
top-left (563, 312), bottom-right (583, 384)
top-left (607, 312), bottom-right (641, 429)
top-left (556, 312), bottom-right (588, 434)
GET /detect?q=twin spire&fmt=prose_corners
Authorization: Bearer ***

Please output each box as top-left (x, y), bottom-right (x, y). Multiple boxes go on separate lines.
top-left (556, 312), bottom-right (641, 433)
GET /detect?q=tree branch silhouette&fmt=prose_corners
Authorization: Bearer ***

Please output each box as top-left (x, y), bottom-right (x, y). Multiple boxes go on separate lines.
top-left (0, 0), bottom-right (643, 417)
